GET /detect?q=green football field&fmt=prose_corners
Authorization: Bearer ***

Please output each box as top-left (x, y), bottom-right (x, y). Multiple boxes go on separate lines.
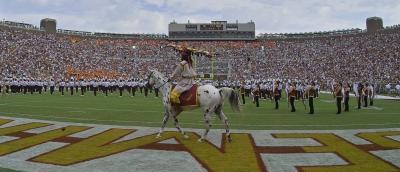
top-left (0, 167), bottom-right (20, 172)
top-left (0, 90), bottom-right (399, 130)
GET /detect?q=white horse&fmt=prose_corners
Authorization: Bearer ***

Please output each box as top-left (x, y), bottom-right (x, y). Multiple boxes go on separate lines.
top-left (147, 69), bottom-right (240, 142)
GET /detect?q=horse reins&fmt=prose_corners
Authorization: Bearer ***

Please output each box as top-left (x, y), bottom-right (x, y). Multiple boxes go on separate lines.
top-left (154, 79), bottom-right (169, 89)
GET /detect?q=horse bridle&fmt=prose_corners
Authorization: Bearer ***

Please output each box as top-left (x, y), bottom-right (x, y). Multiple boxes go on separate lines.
top-left (147, 71), bottom-right (169, 89)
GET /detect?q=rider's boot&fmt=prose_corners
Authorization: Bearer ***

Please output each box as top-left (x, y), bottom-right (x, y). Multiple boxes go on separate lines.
top-left (170, 89), bottom-right (181, 105)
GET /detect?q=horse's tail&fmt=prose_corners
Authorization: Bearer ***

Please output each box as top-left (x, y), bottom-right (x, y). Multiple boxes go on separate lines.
top-left (220, 87), bottom-right (240, 113)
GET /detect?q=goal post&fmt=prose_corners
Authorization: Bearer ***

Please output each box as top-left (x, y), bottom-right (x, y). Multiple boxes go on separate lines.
top-left (193, 54), bottom-right (215, 80)
top-left (193, 55), bottom-right (228, 80)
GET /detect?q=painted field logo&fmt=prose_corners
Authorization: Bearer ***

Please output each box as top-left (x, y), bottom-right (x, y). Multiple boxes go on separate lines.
top-left (0, 117), bottom-right (399, 172)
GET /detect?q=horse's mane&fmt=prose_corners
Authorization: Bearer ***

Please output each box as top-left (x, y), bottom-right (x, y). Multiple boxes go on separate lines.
top-left (150, 69), bottom-right (167, 83)
top-left (150, 69), bottom-right (167, 80)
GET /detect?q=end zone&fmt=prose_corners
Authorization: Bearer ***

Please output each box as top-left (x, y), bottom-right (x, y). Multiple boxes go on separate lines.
top-left (0, 116), bottom-right (399, 172)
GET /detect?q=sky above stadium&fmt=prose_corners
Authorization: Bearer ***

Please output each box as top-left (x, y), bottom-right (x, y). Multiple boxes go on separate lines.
top-left (1, 0), bottom-right (399, 35)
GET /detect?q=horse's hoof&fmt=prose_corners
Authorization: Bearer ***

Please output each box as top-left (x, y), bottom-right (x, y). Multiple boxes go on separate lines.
top-left (198, 138), bottom-right (203, 142)
top-left (183, 135), bottom-right (189, 139)
top-left (226, 133), bottom-right (232, 143)
top-left (156, 134), bottom-right (162, 139)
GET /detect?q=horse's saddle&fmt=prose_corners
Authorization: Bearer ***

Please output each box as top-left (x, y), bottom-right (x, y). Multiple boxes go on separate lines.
top-left (171, 84), bottom-right (198, 106)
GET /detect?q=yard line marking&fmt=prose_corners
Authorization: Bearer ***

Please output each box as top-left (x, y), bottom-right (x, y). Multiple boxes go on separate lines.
top-left (1, 104), bottom-right (398, 117)
top-left (67, 111), bottom-right (87, 114)
top-left (1, 112), bottom-right (400, 128)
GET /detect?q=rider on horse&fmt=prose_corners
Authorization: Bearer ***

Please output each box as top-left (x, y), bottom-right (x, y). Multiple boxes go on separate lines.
top-left (147, 46), bottom-right (238, 142)
top-left (167, 44), bottom-right (213, 105)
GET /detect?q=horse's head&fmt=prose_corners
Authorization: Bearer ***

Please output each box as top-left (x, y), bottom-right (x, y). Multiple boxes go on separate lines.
top-left (146, 69), bottom-right (156, 87)
top-left (146, 69), bottom-right (168, 89)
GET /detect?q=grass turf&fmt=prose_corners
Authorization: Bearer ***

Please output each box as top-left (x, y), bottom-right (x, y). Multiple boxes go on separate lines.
top-left (0, 90), bottom-right (399, 130)
top-left (0, 167), bottom-right (22, 172)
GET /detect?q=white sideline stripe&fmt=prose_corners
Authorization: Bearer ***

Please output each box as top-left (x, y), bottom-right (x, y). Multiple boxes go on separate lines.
top-left (7, 99), bottom-right (163, 107)
top-left (1, 104), bottom-right (399, 117)
top-left (1, 112), bottom-right (400, 128)
top-left (1, 104), bottom-right (166, 113)
top-left (67, 111), bottom-right (87, 114)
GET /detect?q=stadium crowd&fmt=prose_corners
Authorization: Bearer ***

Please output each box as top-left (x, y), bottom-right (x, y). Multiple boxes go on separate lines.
top-left (1, 26), bottom-right (400, 93)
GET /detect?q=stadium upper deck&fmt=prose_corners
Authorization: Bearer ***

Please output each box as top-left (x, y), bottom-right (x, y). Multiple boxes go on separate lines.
top-left (2, 19), bottom-right (399, 40)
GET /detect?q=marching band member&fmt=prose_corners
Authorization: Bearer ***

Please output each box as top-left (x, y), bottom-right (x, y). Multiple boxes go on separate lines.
top-left (369, 83), bottom-right (375, 106)
top-left (362, 83), bottom-right (369, 107)
top-left (251, 81), bottom-right (257, 103)
top-left (261, 81), bottom-right (267, 99)
top-left (288, 82), bottom-right (296, 112)
top-left (273, 80), bottom-right (280, 110)
top-left (296, 81), bottom-right (302, 100)
top-left (252, 84), bottom-right (260, 107)
top-left (343, 82), bottom-right (351, 112)
top-left (245, 81), bottom-right (251, 97)
top-left (38, 79), bottom-right (43, 94)
top-left (240, 81), bottom-right (246, 104)
top-left (93, 79), bottom-right (99, 96)
top-left (278, 80), bottom-right (282, 99)
top-left (59, 79), bottom-right (65, 96)
top-left (69, 79), bottom-right (75, 96)
top-left (266, 81), bottom-right (273, 100)
top-left (5, 77), bottom-right (10, 94)
top-left (139, 79), bottom-right (144, 94)
top-left (80, 79), bottom-right (87, 96)
top-left (43, 80), bottom-right (48, 92)
top-left (334, 82), bottom-right (343, 114)
top-left (118, 79), bottom-right (125, 97)
top-left (132, 79), bottom-right (138, 96)
top-left (22, 79), bottom-right (28, 94)
top-left (29, 79), bottom-right (35, 94)
top-left (357, 83), bottom-right (363, 109)
top-left (103, 79), bottom-right (110, 96)
top-left (111, 79), bottom-right (117, 94)
top-left (315, 82), bottom-right (320, 98)
top-left (49, 79), bottom-right (55, 95)
top-left (305, 82), bottom-right (316, 114)
top-left (126, 79), bottom-right (132, 96)
top-left (396, 83), bottom-right (400, 95)
top-left (75, 79), bottom-right (79, 94)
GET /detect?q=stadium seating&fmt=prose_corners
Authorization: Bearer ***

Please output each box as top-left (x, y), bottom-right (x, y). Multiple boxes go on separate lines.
top-left (1, 24), bottom-right (399, 90)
